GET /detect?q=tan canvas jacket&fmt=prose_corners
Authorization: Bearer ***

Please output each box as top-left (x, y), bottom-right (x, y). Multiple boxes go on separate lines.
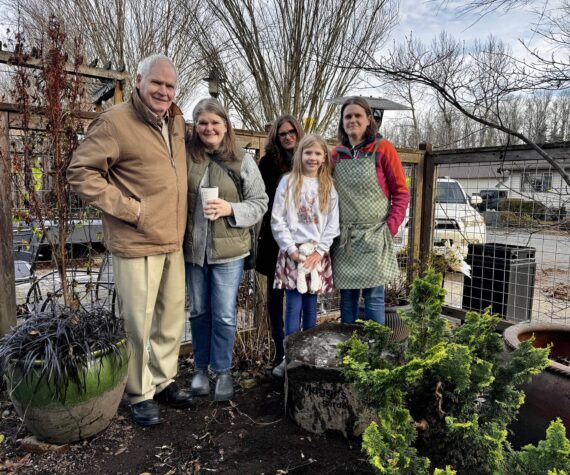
top-left (67, 91), bottom-right (188, 257)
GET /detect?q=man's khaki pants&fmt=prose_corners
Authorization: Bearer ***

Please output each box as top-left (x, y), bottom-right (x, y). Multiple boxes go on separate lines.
top-left (113, 250), bottom-right (186, 404)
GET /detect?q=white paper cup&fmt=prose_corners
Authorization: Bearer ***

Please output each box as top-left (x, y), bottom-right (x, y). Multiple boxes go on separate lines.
top-left (200, 186), bottom-right (218, 219)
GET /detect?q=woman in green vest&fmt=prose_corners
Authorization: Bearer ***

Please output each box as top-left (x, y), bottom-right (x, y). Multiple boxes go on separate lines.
top-left (185, 98), bottom-right (268, 401)
top-left (331, 97), bottom-right (409, 324)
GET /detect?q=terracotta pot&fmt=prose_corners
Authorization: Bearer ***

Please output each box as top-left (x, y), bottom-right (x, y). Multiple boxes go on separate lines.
top-left (503, 322), bottom-right (570, 448)
top-left (384, 300), bottom-right (411, 343)
top-left (6, 340), bottom-right (128, 444)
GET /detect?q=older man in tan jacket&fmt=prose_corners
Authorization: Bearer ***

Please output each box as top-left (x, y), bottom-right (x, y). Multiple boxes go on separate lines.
top-left (67, 54), bottom-right (191, 427)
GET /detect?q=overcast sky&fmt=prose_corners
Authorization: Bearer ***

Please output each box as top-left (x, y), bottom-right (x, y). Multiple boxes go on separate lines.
top-left (357, 0), bottom-right (561, 115)
top-left (389, 0), bottom-right (554, 57)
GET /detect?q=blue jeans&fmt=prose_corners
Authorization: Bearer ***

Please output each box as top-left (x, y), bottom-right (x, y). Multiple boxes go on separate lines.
top-left (266, 276), bottom-right (285, 363)
top-left (340, 286), bottom-right (385, 325)
top-left (284, 290), bottom-right (317, 336)
top-left (186, 259), bottom-right (244, 373)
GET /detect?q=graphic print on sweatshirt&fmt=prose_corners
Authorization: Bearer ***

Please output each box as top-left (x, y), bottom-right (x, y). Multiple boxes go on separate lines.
top-left (297, 189), bottom-right (319, 225)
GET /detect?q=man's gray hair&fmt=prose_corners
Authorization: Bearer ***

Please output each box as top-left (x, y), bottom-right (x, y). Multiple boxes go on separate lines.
top-left (136, 54), bottom-right (177, 81)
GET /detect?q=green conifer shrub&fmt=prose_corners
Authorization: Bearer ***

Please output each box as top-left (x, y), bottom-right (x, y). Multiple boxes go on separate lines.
top-left (339, 269), bottom-right (568, 474)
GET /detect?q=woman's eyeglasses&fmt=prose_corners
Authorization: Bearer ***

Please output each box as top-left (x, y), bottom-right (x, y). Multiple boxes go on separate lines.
top-left (278, 129), bottom-right (297, 138)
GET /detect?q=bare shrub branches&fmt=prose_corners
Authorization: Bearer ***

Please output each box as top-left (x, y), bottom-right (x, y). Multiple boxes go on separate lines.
top-left (188, 0), bottom-right (398, 131)
top-left (3, 0), bottom-right (203, 110)
top-left (367, 32), bottom-right (570, 187)
top-left (5, 17), bottom-right (85, 308)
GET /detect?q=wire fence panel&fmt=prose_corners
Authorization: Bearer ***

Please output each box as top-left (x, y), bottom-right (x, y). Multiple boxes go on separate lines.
top-left (9, 121), bottom-right (423, 340)
top-left (435, 156), bottom-right (570, 325)
top-left (10, 126), bottom-right (112, 322)
top-left (13, 139), bottom-right (568, 339)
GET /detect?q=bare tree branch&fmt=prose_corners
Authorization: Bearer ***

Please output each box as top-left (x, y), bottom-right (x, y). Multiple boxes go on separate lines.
top-left (3, 0), bottom-right (204, 110)
top-left (185, 0), bottom-right (398, 131)
top-left (364, 33), bottom-right (570, 187)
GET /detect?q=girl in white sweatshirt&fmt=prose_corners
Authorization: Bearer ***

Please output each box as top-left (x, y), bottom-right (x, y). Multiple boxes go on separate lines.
top-left (271, 134), bottom-right (340, 373)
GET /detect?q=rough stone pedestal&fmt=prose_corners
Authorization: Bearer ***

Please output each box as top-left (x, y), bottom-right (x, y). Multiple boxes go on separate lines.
top-left (285, 322), bottom-right (375, 438)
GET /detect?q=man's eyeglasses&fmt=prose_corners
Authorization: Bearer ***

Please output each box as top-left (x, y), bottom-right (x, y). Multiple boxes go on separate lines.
top-left (278, 129), bottom-right (297, 139)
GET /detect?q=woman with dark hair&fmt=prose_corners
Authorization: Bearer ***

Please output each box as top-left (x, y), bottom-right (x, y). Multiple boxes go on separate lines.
top-left (185, 98), bottom-right (268, 401)
top-left (331, 97), bottom-right (409, 325)
top-left (256, 115), bottom-right (304, 376)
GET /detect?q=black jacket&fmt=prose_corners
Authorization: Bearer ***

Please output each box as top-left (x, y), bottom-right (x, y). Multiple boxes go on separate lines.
top-left (255, 150), bottom-right (292, 276)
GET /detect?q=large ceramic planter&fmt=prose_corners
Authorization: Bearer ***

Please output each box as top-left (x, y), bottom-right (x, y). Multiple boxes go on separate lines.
top-left (503, 322), bottom-right (570, 448)
top-left (6, 340), bottom-right (128, 444)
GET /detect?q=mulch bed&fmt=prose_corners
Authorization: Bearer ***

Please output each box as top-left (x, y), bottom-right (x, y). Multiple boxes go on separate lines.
top-left (0, 357), bottom-right (374, 475)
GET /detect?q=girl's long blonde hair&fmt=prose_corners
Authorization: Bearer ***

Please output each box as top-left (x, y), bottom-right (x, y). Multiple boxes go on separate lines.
top-left (285, 134), bottom-right (333, 213)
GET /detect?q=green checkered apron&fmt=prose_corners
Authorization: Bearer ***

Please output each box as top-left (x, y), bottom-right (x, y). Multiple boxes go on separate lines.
top-left (331, 147), bottom-right (400, 289)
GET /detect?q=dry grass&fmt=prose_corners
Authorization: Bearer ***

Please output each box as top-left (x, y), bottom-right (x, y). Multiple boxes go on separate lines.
top-left (233, 272), bottom-right (272, 374)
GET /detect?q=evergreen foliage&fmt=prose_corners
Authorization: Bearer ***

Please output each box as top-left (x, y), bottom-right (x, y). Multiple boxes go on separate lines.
top-left (339, 269), bottom-right (567, 474)
top-left (509, 419), bottom-right (570, 475)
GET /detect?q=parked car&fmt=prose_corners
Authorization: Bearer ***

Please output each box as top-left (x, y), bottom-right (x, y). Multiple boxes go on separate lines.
top-left (394, 178), bottom-right (486, 256)
top-left (477, 189), bottom-right (508, 211)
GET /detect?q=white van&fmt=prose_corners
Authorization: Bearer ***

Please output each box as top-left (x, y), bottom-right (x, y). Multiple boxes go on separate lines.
top-left (394, 178), bottom-right (486, 256)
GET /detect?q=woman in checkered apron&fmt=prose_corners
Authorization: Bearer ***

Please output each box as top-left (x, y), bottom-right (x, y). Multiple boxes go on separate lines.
top-left (330, 97), bottom-right (409, 324)
top-left (271, 134), bottom-right (340, 375)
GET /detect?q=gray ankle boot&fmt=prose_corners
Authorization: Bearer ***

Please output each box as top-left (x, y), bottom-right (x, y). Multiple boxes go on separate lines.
top-left (191, 370), bottom-right (210, 396)
top-left (214, 372), bottom-right (234, 401)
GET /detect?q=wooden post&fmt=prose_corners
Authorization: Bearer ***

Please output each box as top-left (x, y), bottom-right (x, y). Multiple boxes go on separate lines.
top-left (95, 80), bottom-right (123, 112)
top-left (409, 152), bottom-right (425, 283)
top-left (419, 144), bottom-right (436, 274)
top-left (0, 111), bottom-right (16, 335)
top-left (254, 271), bottom-right (267, 328)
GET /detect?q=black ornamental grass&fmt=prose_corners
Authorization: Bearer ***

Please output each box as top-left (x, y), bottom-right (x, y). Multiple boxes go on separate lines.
top-left (0, 308), bottom-right (126, 402)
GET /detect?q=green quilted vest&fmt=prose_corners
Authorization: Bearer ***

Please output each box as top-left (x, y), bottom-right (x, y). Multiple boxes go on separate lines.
top-left (185, 156), bottom-right (250, 261)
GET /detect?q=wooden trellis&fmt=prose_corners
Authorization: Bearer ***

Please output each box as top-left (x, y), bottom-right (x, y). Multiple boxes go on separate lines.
top-left (0, 51), bottom-right (129, 335)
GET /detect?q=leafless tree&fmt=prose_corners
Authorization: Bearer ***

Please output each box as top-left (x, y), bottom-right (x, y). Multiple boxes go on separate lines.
top-left (549, 93), bottom-right (570, 141)
top-left (365, 31), bottom-right (570, 187)
top-left (521, 92), bottom-right (552, 143)
top-left (450, 0), bottom-right (570, 90)
top-left (455, 0), bottom-right (534, 15)
top-left (3, 0), bottom-right (203, 110)
top-left (382, 48), bottom-right (427, 148)
top-left (187, 0), bottom-right (398, 131)
top-left (383, 90), bottom-right (570, 151)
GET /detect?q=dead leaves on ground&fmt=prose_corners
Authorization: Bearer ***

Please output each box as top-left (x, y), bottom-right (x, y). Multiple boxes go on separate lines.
top-left (0, 453), bottom-right (32, 473)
